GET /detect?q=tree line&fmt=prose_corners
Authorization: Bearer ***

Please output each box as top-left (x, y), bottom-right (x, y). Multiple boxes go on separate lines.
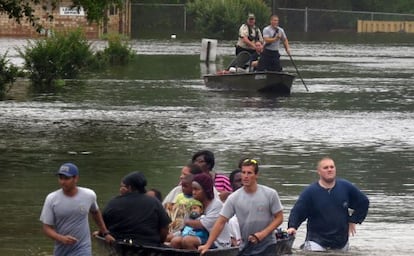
top-left (272, 0), bottom-right (414, 14)
top-left (134, 0), bottom-right (414, 14)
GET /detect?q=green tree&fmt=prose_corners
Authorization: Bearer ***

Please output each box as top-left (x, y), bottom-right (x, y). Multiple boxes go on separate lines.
top-left (0, 0), bottom-right (125, 32)
top-left (0, 52), bottom-right (21, 99)
top-left (187, 0), bottom-right (271, 40)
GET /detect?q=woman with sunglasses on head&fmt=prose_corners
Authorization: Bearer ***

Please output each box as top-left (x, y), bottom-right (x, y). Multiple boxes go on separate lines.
top-left (199, 159), bottom-right (284, 256)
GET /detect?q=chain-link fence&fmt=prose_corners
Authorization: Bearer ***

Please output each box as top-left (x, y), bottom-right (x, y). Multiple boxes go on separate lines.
top-left (129, 4), bottom-right (414, 37)
top-left (277, 7), bottom-right (414, 32)
top-left (130, 3), bottom-right (187, 38)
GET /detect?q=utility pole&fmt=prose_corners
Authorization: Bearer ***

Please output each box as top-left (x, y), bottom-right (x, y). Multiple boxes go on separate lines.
top-left (272, 0), bottom-right (277, 14)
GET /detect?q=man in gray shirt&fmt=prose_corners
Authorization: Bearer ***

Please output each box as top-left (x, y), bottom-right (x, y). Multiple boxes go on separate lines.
top-left (40, 163), bottom-right (113, 256)
top-left (257, 15), bottom-right (291, 72)
top-left (199, 159), bottom-right (284, 255)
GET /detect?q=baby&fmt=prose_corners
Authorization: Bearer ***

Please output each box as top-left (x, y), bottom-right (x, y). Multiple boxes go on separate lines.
top-left (170, 201), bottom-right (209, 249)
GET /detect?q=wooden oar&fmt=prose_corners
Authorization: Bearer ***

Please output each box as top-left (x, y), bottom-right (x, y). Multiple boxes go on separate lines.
top-left (288, 53), bottom-right (309, 92)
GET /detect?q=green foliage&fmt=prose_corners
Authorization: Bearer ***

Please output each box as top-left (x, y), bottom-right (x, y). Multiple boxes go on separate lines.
top-left (186, 0), bottom-right (271, 40)
top-left (0, 0), bottom-right (54, 32)
top-left (99, 34), bottom-right (135, 65)
top-left (0, 52), bottom-right (21, 99)
top-left (70, 0), bottom-right (125, 24)
top-left (0, 0), bottom-right (123, 32)
top-left (18, 29), bottom-right (94, 91)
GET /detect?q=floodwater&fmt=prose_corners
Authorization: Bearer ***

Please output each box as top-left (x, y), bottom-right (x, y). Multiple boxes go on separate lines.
top-left (0, 37), bottom-right (414, 256)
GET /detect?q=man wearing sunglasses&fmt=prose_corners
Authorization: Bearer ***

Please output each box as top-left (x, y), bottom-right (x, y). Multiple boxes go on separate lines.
top-left (199, 159), bottom-right (284, 255)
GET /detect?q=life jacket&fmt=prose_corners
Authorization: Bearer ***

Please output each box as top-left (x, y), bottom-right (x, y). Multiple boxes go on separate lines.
top-left (240, 24), bottom-right (260, 42)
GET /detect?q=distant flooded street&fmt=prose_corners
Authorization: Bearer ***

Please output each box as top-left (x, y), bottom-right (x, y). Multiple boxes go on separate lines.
top-left (0, 37), bottom-right (413, 255)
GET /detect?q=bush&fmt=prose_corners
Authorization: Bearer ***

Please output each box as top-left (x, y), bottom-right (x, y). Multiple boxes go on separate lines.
top-left (0, 52), bottom-right (21, 99)
top-left (18, 29), bottom-right (94, 91)
top-left (187, 0), bottom-right (271, 40)
top-left (99, 34), bottom-right (135, 65)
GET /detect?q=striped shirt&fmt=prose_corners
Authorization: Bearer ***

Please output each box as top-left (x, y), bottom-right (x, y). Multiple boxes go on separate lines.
top-left (214, 173), bottom-right (233, 192)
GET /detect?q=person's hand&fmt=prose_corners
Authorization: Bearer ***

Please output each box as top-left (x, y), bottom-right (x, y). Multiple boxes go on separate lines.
top-left (198, 244), bottom-right (209, 255)
top-left (286, 227), bottom-right (297, 235)
top-left (92, 230), bottom-right (116, 244)
top-left (58, 234), bottom-right (78, 245)
top-left (286, 48), bottom-right (291, 56)
top-left (248, 233), bottom-right (261, 244)
top-left (349, 223), bottom-right (356, 236)
top-left (104, 234), bottom-right (116, 244)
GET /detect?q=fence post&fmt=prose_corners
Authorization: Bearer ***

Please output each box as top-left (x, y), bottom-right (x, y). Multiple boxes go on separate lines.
top-left (184, 6), bottom-right (187, 32)
top-left (304, 7), bottom-right (308, 32)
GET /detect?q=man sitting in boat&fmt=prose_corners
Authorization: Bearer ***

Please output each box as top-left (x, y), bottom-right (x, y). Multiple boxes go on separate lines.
top-left (102, 171), bottom-right (171, 247)
top-left (250, 42), bottom-right (264, 71)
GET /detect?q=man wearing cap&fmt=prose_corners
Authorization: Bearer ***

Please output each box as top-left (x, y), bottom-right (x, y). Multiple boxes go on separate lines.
top-left (40, 162), bottom-right (114, 256)
top-left (236, 13), bottom-right (264, 56)
top-left (199, 159), bottom-right (284, 256)
top-left (102, 171), bottom-right (171, 246)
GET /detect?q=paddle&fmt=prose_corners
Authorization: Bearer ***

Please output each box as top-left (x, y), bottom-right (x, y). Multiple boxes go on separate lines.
top-left (288, 53), bottom-right (309, 92)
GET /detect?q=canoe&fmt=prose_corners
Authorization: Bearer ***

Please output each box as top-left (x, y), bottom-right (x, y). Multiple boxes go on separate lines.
top-left (95, 235), bottom-right (295, 256)
top-left (203, 71), bottom-right (295, 95)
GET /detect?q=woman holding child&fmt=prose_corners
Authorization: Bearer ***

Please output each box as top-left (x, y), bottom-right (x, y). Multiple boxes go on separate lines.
top-left (172, 173), bottom-right (232, 250)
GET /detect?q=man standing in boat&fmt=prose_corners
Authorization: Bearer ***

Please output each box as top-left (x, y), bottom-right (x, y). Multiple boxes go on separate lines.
top-left (235, 13), bottom-right (264, 56)
top-left (199, 159), bottom-right (284, 255)
top-left (287, 157), bottom-right (369, 252)
top-left (257, 15), bottom-right (290, 72)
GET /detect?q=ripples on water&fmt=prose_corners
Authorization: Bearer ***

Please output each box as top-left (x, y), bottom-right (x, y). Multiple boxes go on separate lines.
top-left (1, 38), bottom-right (414, 255)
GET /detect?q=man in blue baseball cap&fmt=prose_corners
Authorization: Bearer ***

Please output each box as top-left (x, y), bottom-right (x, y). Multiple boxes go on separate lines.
top-left (40, 162), bottom-right (114, 255)
top-left (56, 162), bottom-right (79, 177)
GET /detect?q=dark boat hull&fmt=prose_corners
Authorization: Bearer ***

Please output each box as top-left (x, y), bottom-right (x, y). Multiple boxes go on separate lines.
top-left (96, 235), bottom-right (294, 256)
top-left (203, 71), bottom-right (295, 95)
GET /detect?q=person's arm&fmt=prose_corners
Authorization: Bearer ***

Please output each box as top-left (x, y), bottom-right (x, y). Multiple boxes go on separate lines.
top-left (283, 38), bottom-right (291, 55)
top-left (198, 215), bottom-right (228, 255)
top-left (349, 222), bottom-right (356, 236)
top-left (287, 190), bottom-right (310, 234)
top-left (252, 210), bottom-right (283, 242)
top-left (90, 209), bottom-right (115, 243)
top-left (348, 185), bottom-right (369, 224)
top-left (184, 218), bottom-right (205, 229)
top-left (42, 223), bottom-right (78, 245)
top-left (242, 36), bottom-right (256, 49)
top-left (160, 226), bottom-right (169, 243)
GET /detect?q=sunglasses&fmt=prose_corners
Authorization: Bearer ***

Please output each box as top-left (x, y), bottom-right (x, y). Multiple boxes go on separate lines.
top-left (243, 159), bottom-right (258, 165)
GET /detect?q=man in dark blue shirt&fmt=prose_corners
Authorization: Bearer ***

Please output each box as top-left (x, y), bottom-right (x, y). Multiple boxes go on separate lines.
top-left (287, 157), bottom-right (369, 252)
